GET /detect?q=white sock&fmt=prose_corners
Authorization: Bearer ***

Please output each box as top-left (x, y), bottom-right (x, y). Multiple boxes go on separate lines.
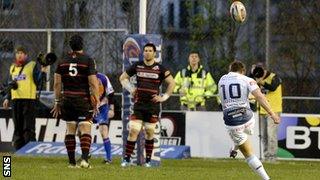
top-left (233, 145), bottom-right (239, 151)
top-left (246, 155), bottom-right (270, 180)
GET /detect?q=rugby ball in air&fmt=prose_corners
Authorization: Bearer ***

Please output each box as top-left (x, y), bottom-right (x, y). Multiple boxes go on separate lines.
top-left (230, 1), bottom-right (247, 23)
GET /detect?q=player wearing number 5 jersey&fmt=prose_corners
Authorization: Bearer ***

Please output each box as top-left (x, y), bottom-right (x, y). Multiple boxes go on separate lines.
top-left (218, 61), bottom-right (280, 180)
top-left (51, 35), bottom-right (100, 168)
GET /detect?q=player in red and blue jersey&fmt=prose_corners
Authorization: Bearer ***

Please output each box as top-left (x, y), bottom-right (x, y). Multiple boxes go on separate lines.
top-left (94, 72), bottom-right (115, 164)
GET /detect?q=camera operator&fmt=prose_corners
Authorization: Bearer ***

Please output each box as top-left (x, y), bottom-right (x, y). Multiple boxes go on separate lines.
top-left (2, 46), bottom-right (47, 150)
top-left (250, 63), bottom-right (283, 162)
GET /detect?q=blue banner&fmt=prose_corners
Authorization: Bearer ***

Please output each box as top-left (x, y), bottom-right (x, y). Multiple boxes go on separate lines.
top-left (15, 142), bottom-right (190, 159)
top-left (160, 145), bottom-right (191, 159)
top-left (122, 34), bottom-right (162, 166)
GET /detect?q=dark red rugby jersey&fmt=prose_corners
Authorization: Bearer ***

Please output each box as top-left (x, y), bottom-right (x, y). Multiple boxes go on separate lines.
top-left (55, 52), bottom-right (97, 97)
top-left (126, 61), bottom-right (170, 102)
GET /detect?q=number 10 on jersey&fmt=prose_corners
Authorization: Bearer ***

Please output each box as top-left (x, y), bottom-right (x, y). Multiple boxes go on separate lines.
top-left (220, 83), bottom-right (241, 100)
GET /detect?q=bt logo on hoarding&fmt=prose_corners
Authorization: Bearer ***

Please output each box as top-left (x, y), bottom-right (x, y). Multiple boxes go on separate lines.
top-left (286, 126), bottom-right (320, 150)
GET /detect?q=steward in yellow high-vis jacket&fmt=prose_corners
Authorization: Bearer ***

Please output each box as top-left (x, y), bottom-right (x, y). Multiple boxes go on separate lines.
top-left (174, 51), bottom-right (217, 111)
top-left (2, 46), bottom-right (46, 150)
top-left (252, 64), bottom-right (282, 162)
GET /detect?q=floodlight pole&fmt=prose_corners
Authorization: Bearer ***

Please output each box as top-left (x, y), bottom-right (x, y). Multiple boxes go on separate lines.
top-left (266, 0), bottom-right (270, 68)
top-left (258, 0), bottom-right (271, 160)
top-left (46, 30), bottom-right (52, 91)
top-left (102, 0), bottom-right (107, 74)
top-left (139, 0), bottom-right (147, 34)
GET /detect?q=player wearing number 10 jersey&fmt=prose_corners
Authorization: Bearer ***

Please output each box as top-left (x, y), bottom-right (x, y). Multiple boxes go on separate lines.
top-left (218, 61), bottom-right (280, 180)
top-left (51, 35), bottom-right (100, 168)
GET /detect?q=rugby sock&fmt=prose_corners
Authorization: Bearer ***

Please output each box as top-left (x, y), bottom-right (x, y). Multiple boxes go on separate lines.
top-left (246, 155), bottom-right (270, 180)
top-left (80, 134), bottom-right (92, 161)
top-left (124, 140), bottom-right (136, 162)
top-left (145, 139), bottom-right (154, 163)
top-left (64, 134), bottom-right (76, 164)
top-left (233, 145), bottom-right (239, 151)
top-left (103, 138), bottom-right (112, 161)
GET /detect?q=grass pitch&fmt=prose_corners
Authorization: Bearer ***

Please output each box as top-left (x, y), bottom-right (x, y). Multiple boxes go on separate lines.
top-left (5, 154), bottom-right (320, 180)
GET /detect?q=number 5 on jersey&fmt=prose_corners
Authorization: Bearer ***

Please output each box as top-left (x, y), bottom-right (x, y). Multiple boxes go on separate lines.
top-left (69, 63), bottom-right (78, 76)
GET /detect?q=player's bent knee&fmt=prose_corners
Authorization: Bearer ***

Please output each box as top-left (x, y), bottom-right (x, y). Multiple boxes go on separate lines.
top-left (99, 124), bottom-right (109, 138)
top-left (129, 120), bottom-right (142, 134)
top-left (145, 129), bottom-right (154, 139)
top-left (78, 121), bottom-right (92, 129)
top-left (238, 139), bottom-right (254, 158)
top-left (78, 121), bottom-right (92, 134)
top-left (128, 131), bottom-right (139, 141)
top-left (99, 124), bottom-right (109, 133)
top-left (66, 121), bottom-right (77, 134)
top-left (145, 122), bottom-right (156, 131)
top-left (128, 131), bottom-right (140, 141)
top-left (144, 122), bottom-right (156, 138)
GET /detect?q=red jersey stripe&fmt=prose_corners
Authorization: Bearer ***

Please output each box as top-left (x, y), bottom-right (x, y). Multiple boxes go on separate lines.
top-left (137, 88), bottom-right (158, 93)
top-left (139, 78), bottom-right (161, 83)
top-left (62, 74), bottom-right (86, 77)
top-left (60, 63), bottom-right (88, 67)
top-left (64, 91), bottom-right (87, 95)
top-left (136, 68), bottom-right (161, 74)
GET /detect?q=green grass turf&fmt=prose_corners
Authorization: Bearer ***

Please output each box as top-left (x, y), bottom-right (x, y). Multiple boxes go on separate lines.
top-left (4, 154), bottom-right (320, 180)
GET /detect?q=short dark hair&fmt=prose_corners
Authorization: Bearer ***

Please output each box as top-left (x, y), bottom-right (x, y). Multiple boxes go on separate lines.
top-left (252, 66), bottom-right (264, 78)
top-left (189, 50), bottom-right (200, 55)
top-left (189, 50), bottom-right (200, 59)
top-left (69, 35), bottom-right (83, 51)
top-left (143, 43), bottom-right (156, 52)
top-left (229, 60), bottom-right (246, 72)
top-left (15, 46), bottom-right (27, 54)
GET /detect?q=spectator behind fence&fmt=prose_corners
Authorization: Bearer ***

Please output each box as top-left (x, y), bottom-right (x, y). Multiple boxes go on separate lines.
top-left (251, 63), bottom-right (283, 162)
top-left (174, 51), bottom-right (217, 111)
top-left (2, 46), bottom-right (47, 150)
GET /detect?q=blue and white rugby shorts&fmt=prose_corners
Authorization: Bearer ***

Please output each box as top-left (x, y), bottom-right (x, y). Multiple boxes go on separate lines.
top-left (225, 115), bottom-right (255, 146)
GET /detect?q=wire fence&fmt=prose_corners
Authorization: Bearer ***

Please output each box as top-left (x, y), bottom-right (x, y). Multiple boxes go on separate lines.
top-left (0, 29), bottom-right (128, 92)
